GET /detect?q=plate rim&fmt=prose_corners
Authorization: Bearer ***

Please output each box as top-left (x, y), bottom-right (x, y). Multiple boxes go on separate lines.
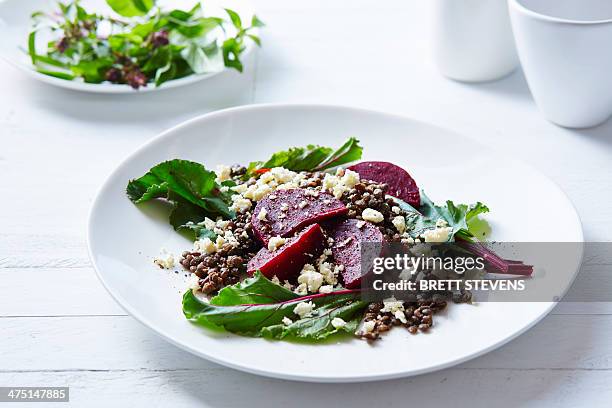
top-left (86, 103), bottom-right (585, 382)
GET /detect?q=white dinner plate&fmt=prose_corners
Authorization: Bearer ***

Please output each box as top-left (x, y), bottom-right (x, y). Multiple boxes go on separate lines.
top-left (88, 104), bottom-right (584, 382)
top-left (0, 0), bottom-right (255, 93)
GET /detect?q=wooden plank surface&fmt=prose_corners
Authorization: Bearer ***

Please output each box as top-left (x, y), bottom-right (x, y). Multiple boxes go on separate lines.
top-left (1, 0), bottom-right (611, 406)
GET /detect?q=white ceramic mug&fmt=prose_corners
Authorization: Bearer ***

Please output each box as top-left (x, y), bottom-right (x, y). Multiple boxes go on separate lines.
top-left (509, 0), bottom-right (612, 128)
top-left (432, 0), bottom-right (519, 82)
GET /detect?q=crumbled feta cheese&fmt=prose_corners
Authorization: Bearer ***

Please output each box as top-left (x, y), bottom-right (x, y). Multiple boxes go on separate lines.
top-left (250, 184), bottom-right (273, 201)
top-left (282, 316), bottom-right (293, 326)
top-left (392, 216), bottom-right (406, 234)
top-left (293, 301), bottom-right (315, 318)
top-left (394, 310), bottom-right (408, 324)
top-left (230, 195), bottom-right (252, 212)
top-left (194, 237), bottom-right (216, 254)
top-left (268, 236), bottom-right (286, 252)
top-left (187, 273), bottom-right (201, 290)
top-left (232, 183), bottom-right (248, 194)
top-left (331, 317), bottom-right (347, 329)
top-left (322, 173), bottom-right (338, 191)
top-left (321, 169), bottom-right (361, 199)
top-left (362, 320), bottom-right (376, 334)
top-left (401, 236), bottom-right (415, 244)
top-left (257, 207), bottom-right (268, 221)
top-left (216, 220), bottom-right (230, 229)
top-left (294, 282), bottom-right (308, 296)
top-left (259, 171), bottom-right (275, 183)
top-left (381, 298), bottom-right (408, 324)
top-left (203, 217), bottom-right (216, 230)
top-left (270, 167), bottom-right (295, 183)
top-left (318, 262), bottom-right (338, 285)
top-left (271, 275), bottom-right (281, 285)
top-left (341, 169), bottom-right (360, 189)
top-left (297, 269), bottom-right (324, 293)
top-left (392, 206), bottom-right (401, 215)
top-left (153, 249), bottom-right (175, 269)
top-left (283, 280), bottom-right (294, 290)
top-left (302, 264), bottom-right (316, 272)
top-left (280, 202), bottom-right (289, 212)
top-left (362, 208), bottom-right (384, 223)
top-left (436, 218), bottom-right (449, 228)
top-left (356, 220), bottom-right (366, 229)
top-left (231, 167), bottom-right (311, 208)
top-left (332, 184), bottom-right (348, 199)
top-left (381, 299), bottom-right (405, 314)
top-left (223, 230), bottom-right (239, 247)
top-left (215, 164), bottom-right (232, 182)
top-left (422, 227), bottom-right (452, 243)
top-left (298, 200), bottom-right (308, 209)
top-left (319, 285), bottom-right (334, 294)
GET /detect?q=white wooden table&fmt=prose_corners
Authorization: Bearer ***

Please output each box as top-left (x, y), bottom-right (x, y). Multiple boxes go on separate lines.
top-left (1, 1), bottom-right (611, 406)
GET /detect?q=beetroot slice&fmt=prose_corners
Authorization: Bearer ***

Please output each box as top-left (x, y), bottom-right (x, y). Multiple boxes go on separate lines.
top-left (247, 224), bottom-right (325, 281)
top-left (330, 219), bottom-right (385, 289)
top-left (349, 161), bottom-right (420, 207)
top-left (252, 188), bottom-right (347, 245)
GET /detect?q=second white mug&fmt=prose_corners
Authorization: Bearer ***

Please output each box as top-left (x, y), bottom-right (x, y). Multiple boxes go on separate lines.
top-left (509, 0), bottom-right (612, 128)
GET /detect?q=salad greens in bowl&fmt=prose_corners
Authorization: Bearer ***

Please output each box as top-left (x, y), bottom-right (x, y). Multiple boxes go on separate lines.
top-left (23, 0), bottom-right (261, 91)
top-left (127, 137), bottom-right (533, 342)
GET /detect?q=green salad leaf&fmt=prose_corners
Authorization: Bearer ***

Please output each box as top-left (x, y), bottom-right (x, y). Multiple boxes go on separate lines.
top-left (106, 0), bottom-right (154, 17)
top-left (246, 137), bottom-right (363, 177)
top-left (126, 159), bottom-right (234, 235)
top-left (211, 271), bottom-right (299, 306)
top-left (28, 0), bottom-right (263, 89)
top-left (183, 272), bottom-right (368, 340)
top-left (394, 191), bottom-right (489, 242)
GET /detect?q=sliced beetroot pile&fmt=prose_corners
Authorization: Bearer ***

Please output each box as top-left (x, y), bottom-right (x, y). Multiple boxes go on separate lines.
top-left (330, 219), bottom-right (385, 289)
top-left (349, 161), bottom-right (420, 207)
top-left (252, 188), bottom-right (347, 245)
top-left (247, 223), bottom-right (325, 281)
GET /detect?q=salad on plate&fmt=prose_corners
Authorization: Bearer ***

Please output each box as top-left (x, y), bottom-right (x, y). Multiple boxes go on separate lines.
top-left (127, 137), bottom-right (533, 342)
top-left (27, 0), bottom-right (262, 89)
